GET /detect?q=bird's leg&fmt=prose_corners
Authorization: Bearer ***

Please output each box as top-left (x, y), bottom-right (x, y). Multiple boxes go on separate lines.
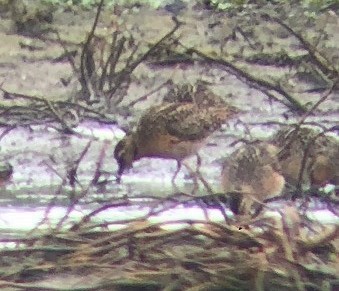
top-left (116, 174), bottom-right (122, 184)
top-left (190, 154), bottom-right (202, 192)
top-left (196, 153), bottom-right (202, 170)
top-left (172, 160), bottom-right (182, 184)
top-left (195, 153), bottom-right (202, 176)
top-left (183, 161), bottom-right (214, 195)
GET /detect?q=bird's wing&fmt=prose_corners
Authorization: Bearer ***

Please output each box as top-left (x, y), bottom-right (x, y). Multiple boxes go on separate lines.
top-left (162, 103), bottom-right (235, 141)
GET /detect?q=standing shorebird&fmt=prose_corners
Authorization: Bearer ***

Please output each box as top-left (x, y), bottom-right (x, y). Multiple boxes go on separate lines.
top-left (114, 102), bottom-right (240, 182)
top-left (221, 142), bottom-right (285, 216)
top-left (270, 126), bottom-right (339, 189)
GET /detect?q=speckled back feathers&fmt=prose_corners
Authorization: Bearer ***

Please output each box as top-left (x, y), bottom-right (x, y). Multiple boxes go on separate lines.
top-left (271, 126), bottom-right (339, 187)
top-left (137, 102), bottom-right (239, 142)
top-left (163, 81), bottom-right (228, 107)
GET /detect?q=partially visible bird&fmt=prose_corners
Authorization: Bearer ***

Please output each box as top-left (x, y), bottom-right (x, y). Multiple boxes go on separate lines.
top-left (270, 126), bottom-right (339, 189)
top-left (10, 0), bottom-right (54, 35)
top-left (163, 0), bottom-right (186, 15)
top-left (0, 162), bottom-right (13, 186)
top-left (114, 102), bottom-right (240, 182)
top-left (221, 142), bottom-right (285, 216)
top-left (163, 80), bottom-right (228, 107)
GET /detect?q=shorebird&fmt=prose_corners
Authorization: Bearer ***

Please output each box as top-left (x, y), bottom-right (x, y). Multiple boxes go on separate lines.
top-left (114, 102), bottom-right (240, 182)
top-left (221, 142), bottom-right (285, 216)
top-left (163, 80), bottom-right (228, 107)
top-left (270, 126), bottom-right (339, 189)
top-left (10, 0), bottom-right (54, 35)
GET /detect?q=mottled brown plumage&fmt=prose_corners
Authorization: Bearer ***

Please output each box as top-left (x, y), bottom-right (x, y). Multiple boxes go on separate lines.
top-left (114, 102), bottom-right (239, 181)
top-left (163, 80), bottom-right (228, 107)
top-left (270, 126), bottom-right (339, 188)
top-left (10, 0), bottom-right (54, 35)
top-left (221, 142), bottom-right (285, 215)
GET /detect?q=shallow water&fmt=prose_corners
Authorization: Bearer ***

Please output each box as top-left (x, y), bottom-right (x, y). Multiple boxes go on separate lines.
top-left (0, 114), bottom-right (338, 235)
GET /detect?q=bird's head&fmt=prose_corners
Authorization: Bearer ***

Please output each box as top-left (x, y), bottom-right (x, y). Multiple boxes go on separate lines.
top-left (0, 162), bottom-right (13, 185)
top-left (114, 133), bottom-right (138, 181)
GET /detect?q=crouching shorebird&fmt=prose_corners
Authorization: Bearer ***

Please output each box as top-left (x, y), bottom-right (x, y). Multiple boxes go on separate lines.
top-left (270, 126), bottom-right (339, 190)
top-left (221, 142), bottom-right (285, 216)
top-left (114, 102), bottom-right (240, 183)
